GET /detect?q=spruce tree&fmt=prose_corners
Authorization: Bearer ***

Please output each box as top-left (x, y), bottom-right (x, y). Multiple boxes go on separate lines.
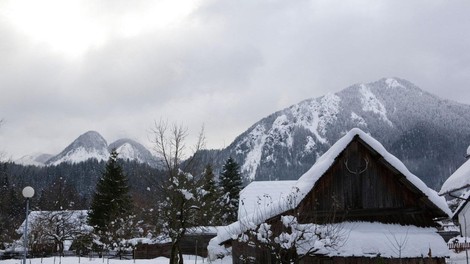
top-left (218, 157), bottom-right (243, 224)
top-left (200, 164), bottom-right (220, 225)
top-left (88, 150), bottom-right (133, 249)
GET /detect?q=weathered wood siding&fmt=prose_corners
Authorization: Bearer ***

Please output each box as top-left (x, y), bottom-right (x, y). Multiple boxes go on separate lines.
top-left (297, 137), bottom-right (442, 227)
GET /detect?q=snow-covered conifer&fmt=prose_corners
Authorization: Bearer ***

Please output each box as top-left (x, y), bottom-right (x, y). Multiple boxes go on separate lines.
top-left (218, 157), bottom-right (242, 224)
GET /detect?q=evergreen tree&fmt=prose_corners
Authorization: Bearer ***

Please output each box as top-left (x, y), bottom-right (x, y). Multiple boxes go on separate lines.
top-left (199, 164), bottom-right (220, 225)
top-left (218, 157), bottom-right (243, 224)
top-left (88, 150), bottom-right (134, 250)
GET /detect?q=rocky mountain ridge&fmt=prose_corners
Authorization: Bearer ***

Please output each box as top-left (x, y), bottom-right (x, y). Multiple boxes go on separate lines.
top-left (207, 77), bottom-right (470, 190)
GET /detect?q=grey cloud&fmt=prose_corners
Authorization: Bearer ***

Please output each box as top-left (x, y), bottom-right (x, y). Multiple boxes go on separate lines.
top-left (1, 0), bottom-right (470, 158)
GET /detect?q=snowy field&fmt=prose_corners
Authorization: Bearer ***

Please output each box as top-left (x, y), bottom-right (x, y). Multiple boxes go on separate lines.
top-left (2, 252), bottom-right (470, 264)
top-left (448, 251), bottom-right (470, 264)
top-left (0, 255), bottom-right (232, 264)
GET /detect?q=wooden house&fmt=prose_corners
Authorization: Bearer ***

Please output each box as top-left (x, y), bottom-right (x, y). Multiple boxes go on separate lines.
top-left (208, 128), bottom-right (451, 264)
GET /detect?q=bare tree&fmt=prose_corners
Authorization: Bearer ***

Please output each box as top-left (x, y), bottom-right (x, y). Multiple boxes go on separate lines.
top-left (151, 120), bottom-right (206, 264)
top-left (385, 228), bottom-right (409, 264)
top-left (24, 210), bottom-right (91, 255)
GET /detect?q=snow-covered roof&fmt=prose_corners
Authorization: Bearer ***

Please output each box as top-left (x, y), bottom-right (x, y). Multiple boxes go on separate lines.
top-left (238, 181), bottom-right (296, 220)
top-left (292, 128), bottom-right (450, 217)
top-left (209, 128), bottom-right (451, 257)
top-left (18, 210), bottom-right (89, 234)
top-left (439, 159), bottom-right (470, 196)
top-left (323, 222), bottom-right (448, 258)
top-left (450, 190), bottom-right (470, 219)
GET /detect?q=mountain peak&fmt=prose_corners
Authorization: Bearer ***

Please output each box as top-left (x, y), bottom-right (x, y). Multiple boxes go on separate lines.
top-left (46, 131), bottom-right (109, 165)
top-left (108, 138), bottom-right (160, 167)
top-left (74, 131), bottom-right (108, 149)
top-left (40, 132), bottom-right (160, 167)
top-left (383, 77), bottom-right (405, 89)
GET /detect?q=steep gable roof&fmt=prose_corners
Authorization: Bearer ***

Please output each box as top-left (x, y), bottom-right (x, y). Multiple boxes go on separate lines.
top-left (293, 128), bottom-right (450, 217)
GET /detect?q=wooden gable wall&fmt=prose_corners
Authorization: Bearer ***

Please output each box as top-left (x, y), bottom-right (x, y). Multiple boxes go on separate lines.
top-left (296, 136), bottom-right (443, 227)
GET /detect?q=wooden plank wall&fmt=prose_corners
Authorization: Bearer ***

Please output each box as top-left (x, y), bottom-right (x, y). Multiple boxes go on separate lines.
top-left (297, 138), bottom-right (437, 227)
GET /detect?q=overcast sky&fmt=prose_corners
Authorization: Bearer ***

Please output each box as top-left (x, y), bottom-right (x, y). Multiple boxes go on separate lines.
top-left (1, 0), bottom-right (470, 159)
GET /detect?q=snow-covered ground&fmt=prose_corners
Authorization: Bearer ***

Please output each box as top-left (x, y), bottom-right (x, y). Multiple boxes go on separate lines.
top-left (448, 251), bottom-right (470, 264)
top-left (3, 253), bottom-right (470, 264)
top-left (0, 255), bottom-right (232, 264)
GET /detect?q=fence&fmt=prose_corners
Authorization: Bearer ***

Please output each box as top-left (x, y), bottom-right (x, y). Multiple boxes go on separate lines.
top-left (449, 242), bottom-right (470, 253)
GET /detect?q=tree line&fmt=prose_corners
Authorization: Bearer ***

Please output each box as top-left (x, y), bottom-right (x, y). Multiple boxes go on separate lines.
top-left (0, 121), bottom-right (244, 264)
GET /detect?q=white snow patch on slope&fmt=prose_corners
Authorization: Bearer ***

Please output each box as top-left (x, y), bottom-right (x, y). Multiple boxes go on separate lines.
top-left (351, 112), bottom-right (367, 127)
top-left (116, 143), bottom-right (143, 163)
top-left (291, 102), bottom-right (325, 144)
top-left (272, 115), bottom-right (294, 147)
top-left (50, 147), bottom-right (109, 165)
top-left (291, 93), bottom-right (341, 144)
top-left (237, 93), bottom-right (341, 180)
top-left (237, 124), bottom-right (267, 181)
top-left (385, 78), bottom-right (405, 88)
top-left (317, 93), bottom-right (341, 136)
top-left (304, 136), bottom-right (316, 153)
top-left (360, 84), bottom-right (393, 126)
top-left (15, 153), bottom-right (46, 167)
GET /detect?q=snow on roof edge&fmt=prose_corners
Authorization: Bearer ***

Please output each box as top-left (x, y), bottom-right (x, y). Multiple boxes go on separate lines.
top-left (439, 159), bottom-right (470, 196)
top-left (451, 190), bottom-right (470, 219)
top-left (295, 128), bottom-right (450, 217)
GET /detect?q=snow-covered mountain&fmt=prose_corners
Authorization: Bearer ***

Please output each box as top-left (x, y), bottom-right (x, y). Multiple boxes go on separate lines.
top-left (108, 138), bottom-right (160, 167)
top-left (46, 131), bottom-right (110, 165)
top-left (15, 153), bottom-right (54, 167)
top-left (15, 131), bottom-right (160, 168)
top-left (210, 77), bottom-right (470, 190)
top-left (43, 131), bottom-right (160, 167)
